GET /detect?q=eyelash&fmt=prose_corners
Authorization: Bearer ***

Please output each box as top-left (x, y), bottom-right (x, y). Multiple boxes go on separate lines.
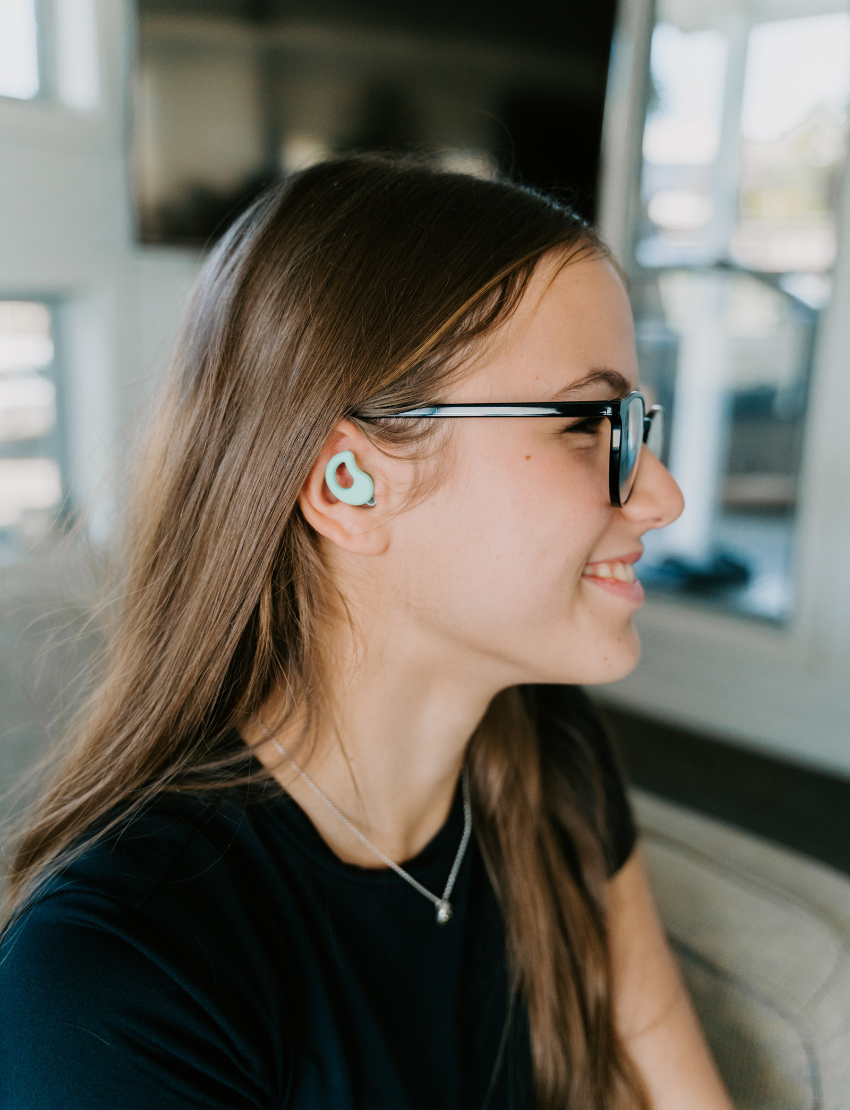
top-left (561, 417), bottom-right (607, 436)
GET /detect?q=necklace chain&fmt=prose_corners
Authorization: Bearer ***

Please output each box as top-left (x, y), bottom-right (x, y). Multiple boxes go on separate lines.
top-left (254, 716), bottom-right (473, 925)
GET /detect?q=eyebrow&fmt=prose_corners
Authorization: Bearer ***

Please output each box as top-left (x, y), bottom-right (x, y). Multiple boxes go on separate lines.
top-left (552, 369), bottom-right (632, 401)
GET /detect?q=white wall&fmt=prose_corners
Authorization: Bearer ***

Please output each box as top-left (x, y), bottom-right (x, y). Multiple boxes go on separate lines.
top-left (0, 0), bottom-right (202, 536)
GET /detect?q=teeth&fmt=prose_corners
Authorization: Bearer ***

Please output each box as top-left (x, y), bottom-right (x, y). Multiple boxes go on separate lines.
top-left (584, 561), bottom-right (636, 583)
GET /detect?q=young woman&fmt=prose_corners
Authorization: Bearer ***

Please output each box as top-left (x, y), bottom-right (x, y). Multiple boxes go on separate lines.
top-left (0, 156), bottom-right (732, 1109)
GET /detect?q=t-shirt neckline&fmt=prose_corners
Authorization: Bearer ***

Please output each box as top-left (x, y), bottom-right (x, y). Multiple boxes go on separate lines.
top-left (231, 728), bottom-right (468, 887)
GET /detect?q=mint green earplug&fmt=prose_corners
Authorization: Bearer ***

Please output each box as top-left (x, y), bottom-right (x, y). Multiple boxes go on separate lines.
top-left (325, 450), bottom-right (376, 506)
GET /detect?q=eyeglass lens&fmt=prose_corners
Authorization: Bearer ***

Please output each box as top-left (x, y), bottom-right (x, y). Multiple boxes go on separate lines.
top-left (618, 394), bottom-right (645, 504)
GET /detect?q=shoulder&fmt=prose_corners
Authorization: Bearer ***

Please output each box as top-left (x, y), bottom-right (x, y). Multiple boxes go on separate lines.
top-left (2, 786), bottom-right (289, 973)
top-left (0, 790), bottom-right (264, 993)
top-left (527, 684), bottom-right (637, 876)
top-left (25, 788), bottom-right (270, 913)
top-left (0, 790), bottom-right (288, 1108)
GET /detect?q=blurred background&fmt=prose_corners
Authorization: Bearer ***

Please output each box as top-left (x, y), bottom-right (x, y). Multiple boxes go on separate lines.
top-left (1, 0), bottom-right (849, 859)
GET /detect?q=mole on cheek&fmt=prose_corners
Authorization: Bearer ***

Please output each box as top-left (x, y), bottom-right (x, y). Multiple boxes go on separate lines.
top-left (525, 455), bottom-right (531, 461)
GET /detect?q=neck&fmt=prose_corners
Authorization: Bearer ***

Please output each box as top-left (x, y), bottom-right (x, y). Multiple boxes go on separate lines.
top-left (247, 612), bottom-right (514, 866)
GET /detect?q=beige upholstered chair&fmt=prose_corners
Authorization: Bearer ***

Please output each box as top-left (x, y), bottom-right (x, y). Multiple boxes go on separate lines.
top-left (635, 791), bottom-right (850, 1110)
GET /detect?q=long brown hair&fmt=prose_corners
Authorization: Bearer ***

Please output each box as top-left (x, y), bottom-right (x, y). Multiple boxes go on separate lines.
top-left (4, 155), bottom-right (647, 1109)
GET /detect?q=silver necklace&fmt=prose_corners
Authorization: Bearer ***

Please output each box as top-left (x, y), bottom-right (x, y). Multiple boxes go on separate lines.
top-left (255, 717), bottom-right (472, 925)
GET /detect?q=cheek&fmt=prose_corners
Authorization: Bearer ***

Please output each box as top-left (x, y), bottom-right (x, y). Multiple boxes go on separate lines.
top-left (493, 446), bottom-right (610, 573)
top-left (416, 449), bottom-right (611, 617)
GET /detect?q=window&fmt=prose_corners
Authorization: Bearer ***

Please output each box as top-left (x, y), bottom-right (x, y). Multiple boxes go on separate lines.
top-left (0, 0), bottom-right (100, 109)
top-left (0, 0), bottom-right (40, 100)
top-left (55, 0), bottom-right (100, 111)
top-left (0, 302), bottom-right (66, 562)
top-left (632, 3), bottom-right (850, 622)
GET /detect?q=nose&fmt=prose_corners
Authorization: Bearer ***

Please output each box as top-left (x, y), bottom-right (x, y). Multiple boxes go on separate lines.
top-left (619, 447), bottom-right (684, 532)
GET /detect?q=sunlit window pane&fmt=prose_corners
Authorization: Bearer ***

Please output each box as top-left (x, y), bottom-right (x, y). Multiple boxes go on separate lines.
top-left (0, 302), bottom-right (65, 560)
top-left (0, 0), bottom-right (39, 101)
top-left (740, 15), bottom-right (850, 144)
top-left (55, 0), bottom-right (101, 111)
top-left (733, 13), bottom-right (850, 274)
top-left (0, 302), bottom-right (53, 372)
top-left (637, 23), bottom-right (728, 268)
top-left (0, 376), bottom-right (56, 442)
top-left (0, 459), bottom-right (61, 527)
top-left (643, 24), bottom-right (727, 167)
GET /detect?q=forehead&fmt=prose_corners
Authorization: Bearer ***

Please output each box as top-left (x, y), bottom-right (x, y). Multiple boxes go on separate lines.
top-left (457, 253), bottom-right (638, 402)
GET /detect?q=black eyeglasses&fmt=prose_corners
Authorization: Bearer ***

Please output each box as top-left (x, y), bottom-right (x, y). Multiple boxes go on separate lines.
top-left (385, 391), bottom-right (663, 507)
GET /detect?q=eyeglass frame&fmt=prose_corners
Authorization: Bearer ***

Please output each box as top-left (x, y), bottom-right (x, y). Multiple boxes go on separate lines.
top-left (381, 390), bottom-right (663, 507)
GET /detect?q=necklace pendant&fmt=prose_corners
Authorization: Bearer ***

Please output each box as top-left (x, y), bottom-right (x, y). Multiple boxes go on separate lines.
top-left (435, 900), bottom-right (453, 925)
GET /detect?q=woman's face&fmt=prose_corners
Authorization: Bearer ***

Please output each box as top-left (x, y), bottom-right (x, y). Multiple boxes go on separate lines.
top-left (383, 252), bottom-right (684, 688)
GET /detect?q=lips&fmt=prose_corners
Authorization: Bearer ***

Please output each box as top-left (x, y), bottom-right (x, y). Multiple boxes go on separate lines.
top-left (581, 552), bottom-right (644, 604)
top-left (582, 560), bottom-right (637, 584)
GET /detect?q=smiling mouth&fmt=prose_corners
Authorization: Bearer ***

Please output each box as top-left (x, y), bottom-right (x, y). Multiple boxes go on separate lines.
top-left (582, 560), bottom-right (637, 584)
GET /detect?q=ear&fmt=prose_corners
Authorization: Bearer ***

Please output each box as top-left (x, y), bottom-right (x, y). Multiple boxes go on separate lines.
top-left (298, 420), bottom-right (391, 555)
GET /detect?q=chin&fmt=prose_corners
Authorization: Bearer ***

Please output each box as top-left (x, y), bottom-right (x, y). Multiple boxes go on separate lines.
top-left (587, 628), bottom-right (642, 686)
top-left (546, 624), bottom-right (642, 688)
top-left (525, 653), bottom-right (639, 690)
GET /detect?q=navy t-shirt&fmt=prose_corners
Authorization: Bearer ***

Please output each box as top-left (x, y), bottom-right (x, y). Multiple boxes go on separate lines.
top-left (0, 686), bottom-right (635, 1109)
